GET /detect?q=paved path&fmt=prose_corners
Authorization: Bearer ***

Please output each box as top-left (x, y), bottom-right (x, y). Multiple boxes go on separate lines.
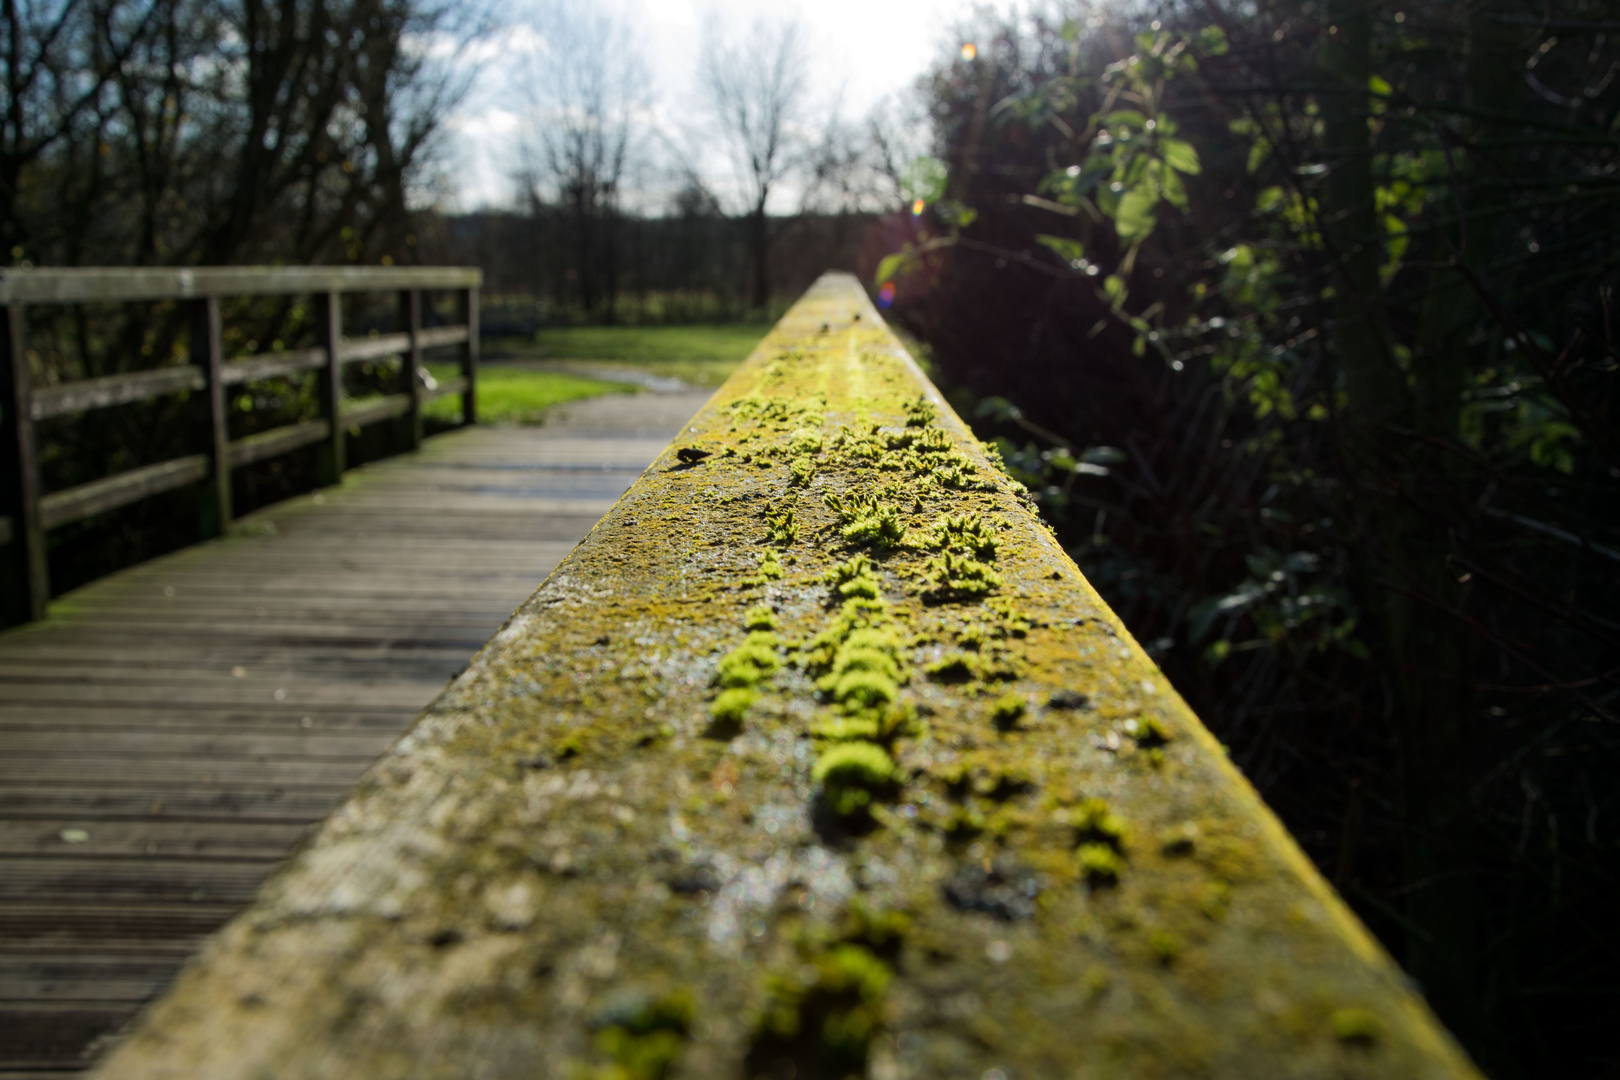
top-left (0, 390), bottom-right (710, 1077)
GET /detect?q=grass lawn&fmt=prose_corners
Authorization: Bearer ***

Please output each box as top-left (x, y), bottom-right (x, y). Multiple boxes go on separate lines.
top-left (496, 323), bottom-right (772, 388)
top-left (423, 365), bottom-right (635, 425)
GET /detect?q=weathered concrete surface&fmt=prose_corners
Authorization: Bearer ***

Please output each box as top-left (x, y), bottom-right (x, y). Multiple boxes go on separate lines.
top-left (90, 274), bottom-right (1480, 1080)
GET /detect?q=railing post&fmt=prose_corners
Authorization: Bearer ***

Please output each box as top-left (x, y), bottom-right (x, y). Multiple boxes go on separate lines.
top-left (315, 291), bottom-right (345, 486)
top-left (399, 288), bottom-right (423, 449)
top-left (0, 302), bottom-right (47, 625)
top-left (190, 296), bottom-right (231, 536)
top-left (459, 286), bottom-right (478, 427)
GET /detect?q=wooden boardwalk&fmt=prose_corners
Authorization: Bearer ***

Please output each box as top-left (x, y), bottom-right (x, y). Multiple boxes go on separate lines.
top-left (0, 391), bottom-right (709, 1077)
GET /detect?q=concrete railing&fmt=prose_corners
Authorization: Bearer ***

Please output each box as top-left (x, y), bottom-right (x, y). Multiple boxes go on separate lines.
top-left (0, 266), bottom-right (481, 627)
top-left (90, 273), bottom-right (1479, 1079)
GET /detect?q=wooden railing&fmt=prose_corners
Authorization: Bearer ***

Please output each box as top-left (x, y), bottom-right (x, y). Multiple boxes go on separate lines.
top-left (88, 274), bottom-right (1481, 1080)
top-left (0, 266), bottom-right (480, 626)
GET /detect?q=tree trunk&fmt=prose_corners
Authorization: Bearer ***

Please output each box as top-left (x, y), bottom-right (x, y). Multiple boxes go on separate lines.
top-left (749, 200), bottom-right (769, 312)
top-left (1320, 0), bottom-right (1481, 1049)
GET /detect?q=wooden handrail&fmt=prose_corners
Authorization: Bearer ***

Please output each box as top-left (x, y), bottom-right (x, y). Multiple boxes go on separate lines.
top-left (0, 265), bottom-right (480, 304)
top-left (0, 265), bottom-right (481, 627)
top-left (31, 366), bottom-right (205, 420)
top-left (25, 326), bottom-right (473, 422)
top-left (87, 273), bottom-right (1481, 1080)
top-left (38, 455), bottom-right (210, 530)
top-left (227, 419), bottom-right (333, 470)
top-left (221, 346), bottom-right (326, 386)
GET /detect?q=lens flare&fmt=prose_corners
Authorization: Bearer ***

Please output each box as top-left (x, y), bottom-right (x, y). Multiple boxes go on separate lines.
top-left (961, 42), bottom-right (977, 60)
top-left (877, 281), bottom-right (896, 308)
top-left (911, 198), bottom-right (925, 216)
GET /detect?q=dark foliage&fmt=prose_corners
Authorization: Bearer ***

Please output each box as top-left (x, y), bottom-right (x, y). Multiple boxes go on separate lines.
top-left (881, 4), bottom-right (1620, 1077)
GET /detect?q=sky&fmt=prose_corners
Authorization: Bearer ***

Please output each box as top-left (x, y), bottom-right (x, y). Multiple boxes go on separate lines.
top-left (439, 0), bottom-right (989, 212)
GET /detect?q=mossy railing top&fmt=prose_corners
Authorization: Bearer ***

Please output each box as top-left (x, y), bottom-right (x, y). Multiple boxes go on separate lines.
top-left (92, 273), bottom-right (1479, 1080)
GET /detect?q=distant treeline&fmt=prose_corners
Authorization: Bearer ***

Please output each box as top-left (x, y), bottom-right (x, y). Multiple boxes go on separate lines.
top-left (415, 208), bottom-right (881, 330)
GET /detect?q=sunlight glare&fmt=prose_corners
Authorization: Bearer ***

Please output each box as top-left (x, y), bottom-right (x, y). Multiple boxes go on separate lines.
top-left (961, 42), bottom-right (977, 60)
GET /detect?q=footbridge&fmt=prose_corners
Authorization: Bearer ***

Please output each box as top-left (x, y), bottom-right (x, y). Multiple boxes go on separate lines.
top-left (1, 272), bottom-right (1478, 1079)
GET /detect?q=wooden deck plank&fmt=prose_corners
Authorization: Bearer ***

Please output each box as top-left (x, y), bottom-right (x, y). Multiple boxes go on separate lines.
top-left (0, 390), bottom-right (709, 1077)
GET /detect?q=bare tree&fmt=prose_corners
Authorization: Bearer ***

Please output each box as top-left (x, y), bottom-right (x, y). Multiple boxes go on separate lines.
top-left (698, 16), bottom-right (810, 310)
top-left (863, 93), bottom-right (933, 207)
top-left (3, 0), bottom-right (475, 273)
top-left (516, 0), bottom-right (647, 321)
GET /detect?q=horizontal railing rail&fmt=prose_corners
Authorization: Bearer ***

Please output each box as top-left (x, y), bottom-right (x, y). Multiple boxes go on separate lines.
top-left (1, 265), bottom-right (480, 627)
top-left (88, 273), bottom-right (1480, 1080)
top-left (0, 265), bottom-right (481, 304)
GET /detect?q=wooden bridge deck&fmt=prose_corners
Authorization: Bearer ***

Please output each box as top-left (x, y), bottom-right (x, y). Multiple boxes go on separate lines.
top-left (0, 391), bottom-right (709, 1077)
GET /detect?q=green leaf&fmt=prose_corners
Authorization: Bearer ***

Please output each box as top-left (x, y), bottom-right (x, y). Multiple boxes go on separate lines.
top-left (874, 252), bottom-right (906, 287)
top-left (1161, 137), bottom-right (1201, 175)
top-left (1035, 234), bottom-right (1085, 265)
top-left (1104, 274), bottom-right (1128, 309)
top-left (1161, 167), bottom-right (1189, 212)
top-left (1197, 25), bottom-right (1229, 56)
top-left (1368, 74), bottom-right (1393, 97)
top-left (1100, 109), bottom-right (1149, 132)
top-left (1246, 138), bottom-right (1271, 175)
top-left (1113, 185), bottom-right (1159, 242)
top-left (899, 156), bottom-right (948, 204)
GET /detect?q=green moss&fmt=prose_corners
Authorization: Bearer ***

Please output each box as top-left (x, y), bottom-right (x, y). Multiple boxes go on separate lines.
top-left (830, 670), bottom-right (899, 710)
top-left (990, 691), bottom-right (1026, 731)
top-left (824, 555), bottom-right (883, 599)
top-left (1078, 843), bottom-right (1125, 885)
top-left (820, 646), bottom-right (900, 688)
top-left (1330, 1007), bottom-right (1380, 1045)
top-left (764, 506), bottom-right (799, 546)
top-left (811, 715), bottom-right (882, 741)
top-left (802, 597), bottom-right (894, 673)
top-left (823, 491), bottom-right (906, 550)
top-left (979, 438), bottom-right (1011, 475)
top-left (1148, 930), bottom-right (1184, 964)
top-left (841, 900), bottom-right (911, 957)
top-left (789, 427), bottom-right (824, 454)
top-left (1082, 965), bottom-right (1110, 997)
top-left (749, 944), bottom-right (891, 1076)
top-left (789, 455), bottom-right (816, 486)
top-left (925, 653), bottom-right (976, 683)
top-left (921, 513), bottom-right (1000, 558)
top-left (743, 605), bottom-right (776, 631)
top-left (1200, 881), bottom-right (1233, 920)
top-left (814, 742), bottom-right (900, 816)
top-left (716, 642), bottom-right (781, 688)
top-left (985, 596), bottom-right (1034, 636)
top-left (588, 989), bottom-right (694, 1080)
top-left (1159, 823), bottom-right (1198, 856)
top-left (911, 426), bottom-right (952, 453)
top-left (710, 688), bottom-right (756, 725)
top-left (904, 394), bottom-right (937, 428)
top-left (740, 548), bottom-right (784, 587)
top-left (1074, 797), bottom-right (1128, 850)
top-left (922, 550), bottom-right (1002, 602)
